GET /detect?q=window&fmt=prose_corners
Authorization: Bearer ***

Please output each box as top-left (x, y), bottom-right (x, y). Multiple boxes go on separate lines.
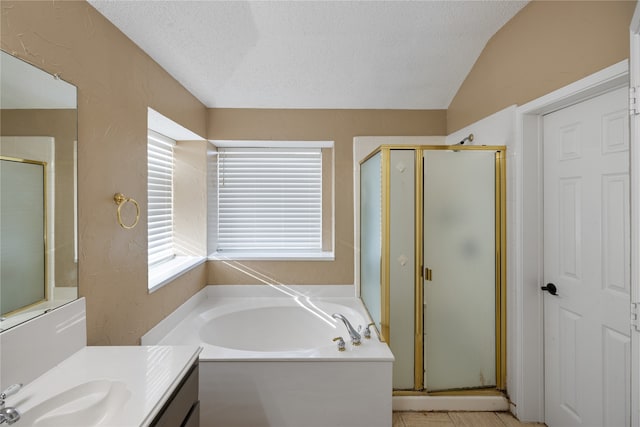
top-left (210, 142), bottom-right (332, 259)
top-left (147, 130), bottom-right (175, 266)
top-left (146, 109), bottom-right (207, 292)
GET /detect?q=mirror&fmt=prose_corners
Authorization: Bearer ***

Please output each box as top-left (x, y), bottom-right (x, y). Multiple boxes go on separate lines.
top-left (0, 50), bottom-right (78, 331)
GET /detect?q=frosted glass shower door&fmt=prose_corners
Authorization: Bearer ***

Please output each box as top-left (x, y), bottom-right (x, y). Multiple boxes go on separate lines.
top-left (1, 159), bottom-right (46, 315)
top-left (360, 152), bottom-right (382, 331)
top-left (423, 150), bottom-right (496, 392)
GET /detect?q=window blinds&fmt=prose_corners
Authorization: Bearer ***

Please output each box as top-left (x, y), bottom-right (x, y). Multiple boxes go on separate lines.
top-left (147, 131), bottom-right (175, 266)
top-left (216, 147), bottom-right (322, 253)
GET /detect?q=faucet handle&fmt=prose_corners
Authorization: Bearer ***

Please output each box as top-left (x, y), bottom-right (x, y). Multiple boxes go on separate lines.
top-left (0, 384), bottom-right (21, 409)
top-left (363, 322), bottom-right (376, 339)
top-left (332, 336), bottom-right (346, 351)
top-left (0, 384), bottom-right (21, 400)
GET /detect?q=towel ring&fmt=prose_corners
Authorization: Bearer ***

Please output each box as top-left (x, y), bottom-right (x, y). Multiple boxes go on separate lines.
top-left (113, 193), bottom-right (140, 230)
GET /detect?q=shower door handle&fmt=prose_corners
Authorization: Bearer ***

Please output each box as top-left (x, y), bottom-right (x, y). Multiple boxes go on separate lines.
top-left (541, 283), bottom-right (558, 296)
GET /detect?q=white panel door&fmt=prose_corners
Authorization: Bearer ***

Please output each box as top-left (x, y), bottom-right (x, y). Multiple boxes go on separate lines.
top-left (543, 87), bottom-right (631, 427)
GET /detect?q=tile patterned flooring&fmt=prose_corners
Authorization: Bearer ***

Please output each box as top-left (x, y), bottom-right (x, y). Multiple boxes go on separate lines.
top-left (393, 412), bottom-right (547, 427)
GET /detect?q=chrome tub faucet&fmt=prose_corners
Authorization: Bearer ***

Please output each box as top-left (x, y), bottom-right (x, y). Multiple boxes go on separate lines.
top-left (332, 313), bottom-right (361, 346)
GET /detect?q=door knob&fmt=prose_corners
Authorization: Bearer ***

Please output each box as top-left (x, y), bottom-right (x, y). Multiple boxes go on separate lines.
top-left (541, 283), bottom-right (558, 296)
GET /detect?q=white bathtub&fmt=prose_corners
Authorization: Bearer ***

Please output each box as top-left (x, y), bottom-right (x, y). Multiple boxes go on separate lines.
top-left (142, 285), bottom-right (394, 427)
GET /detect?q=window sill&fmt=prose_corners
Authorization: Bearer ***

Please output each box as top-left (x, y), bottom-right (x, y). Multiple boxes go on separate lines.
top-left (149, 256), bottom-right (206, 293)
top-left (208, 251), bottom-right (335, 261)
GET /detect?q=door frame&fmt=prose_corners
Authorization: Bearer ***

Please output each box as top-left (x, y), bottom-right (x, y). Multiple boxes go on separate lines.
top-left (630, 4), bottom-right (640, 426)
top-left (513, 60), bottom-right (629, 422)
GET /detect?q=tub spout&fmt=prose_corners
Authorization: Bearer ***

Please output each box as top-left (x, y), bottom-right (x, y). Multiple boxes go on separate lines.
top-left (332, 313), bottom-right (361, 345)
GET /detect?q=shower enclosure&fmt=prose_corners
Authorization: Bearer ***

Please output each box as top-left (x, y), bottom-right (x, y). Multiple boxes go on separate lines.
top-left (359, 145), bottom-right (506, 393)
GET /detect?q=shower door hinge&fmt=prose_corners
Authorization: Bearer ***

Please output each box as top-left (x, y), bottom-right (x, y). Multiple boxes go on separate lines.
top-left (632, 303), bottom-right (640, 332)
top-left (630, 86), bottom-right (640, 116)
top-left (424, 267), bottom-right (432, 282)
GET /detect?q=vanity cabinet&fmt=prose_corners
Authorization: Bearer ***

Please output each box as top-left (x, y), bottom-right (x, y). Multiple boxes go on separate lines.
top-left (151, 362), bottom-right (199, 427)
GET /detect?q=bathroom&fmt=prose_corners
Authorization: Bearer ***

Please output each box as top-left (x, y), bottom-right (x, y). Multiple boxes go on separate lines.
top-left (0, 1), bottom-right (638, 426)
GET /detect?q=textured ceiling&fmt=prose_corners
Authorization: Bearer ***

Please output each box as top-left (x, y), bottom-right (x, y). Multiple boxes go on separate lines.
top-left (88, 0), bottom-right (528, 109)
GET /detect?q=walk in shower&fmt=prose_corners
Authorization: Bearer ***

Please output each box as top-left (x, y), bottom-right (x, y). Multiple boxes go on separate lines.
top-left (359, 145), bottom-right (506, 393)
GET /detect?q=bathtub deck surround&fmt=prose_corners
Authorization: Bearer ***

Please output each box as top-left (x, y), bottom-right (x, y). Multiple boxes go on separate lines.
top-left (143, 285), bottom-right (394, 427)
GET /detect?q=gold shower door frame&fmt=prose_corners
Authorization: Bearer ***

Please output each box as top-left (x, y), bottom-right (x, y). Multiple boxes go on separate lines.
top-left (366, 144), bottom-right (506, 394)
top-left (0, 155), bottom-right (49, 317)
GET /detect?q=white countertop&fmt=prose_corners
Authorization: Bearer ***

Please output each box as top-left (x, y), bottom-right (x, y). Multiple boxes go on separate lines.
top-left (5, 345), bottom-right (201, 426)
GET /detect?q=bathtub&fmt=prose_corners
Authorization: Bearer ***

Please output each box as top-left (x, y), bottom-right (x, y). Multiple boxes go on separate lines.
top-left (142, 285), bottom-right (394, 427)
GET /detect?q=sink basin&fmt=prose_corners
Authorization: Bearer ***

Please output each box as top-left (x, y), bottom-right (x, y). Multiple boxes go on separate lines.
top-left (18, 379), bottom-right (130, 426)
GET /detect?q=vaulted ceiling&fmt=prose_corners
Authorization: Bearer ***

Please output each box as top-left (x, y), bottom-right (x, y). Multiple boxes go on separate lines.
top-left (88, 0), bottom-right (528, 109)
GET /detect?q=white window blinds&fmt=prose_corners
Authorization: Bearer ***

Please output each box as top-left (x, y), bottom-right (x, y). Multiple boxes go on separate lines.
top-left (147, 130), bottom-right (175, 266)
top-left (217, 147), bottom-right (322, 253)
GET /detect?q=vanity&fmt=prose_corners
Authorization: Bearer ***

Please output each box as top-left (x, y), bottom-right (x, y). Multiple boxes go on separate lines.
top-left (0, 299), bottom-right (201, 426)
top-left (6, 347), bottom-right (201, 426)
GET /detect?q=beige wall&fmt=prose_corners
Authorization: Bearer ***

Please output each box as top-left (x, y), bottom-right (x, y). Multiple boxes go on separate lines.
top-left (1, 1), bottom-right (208, 345)
top-left (447, 0), bottom-right (635, 134)
top-left (1, 109), bottom-right (78, 287)
top-left (207, 108), bottom-right (446, 285)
